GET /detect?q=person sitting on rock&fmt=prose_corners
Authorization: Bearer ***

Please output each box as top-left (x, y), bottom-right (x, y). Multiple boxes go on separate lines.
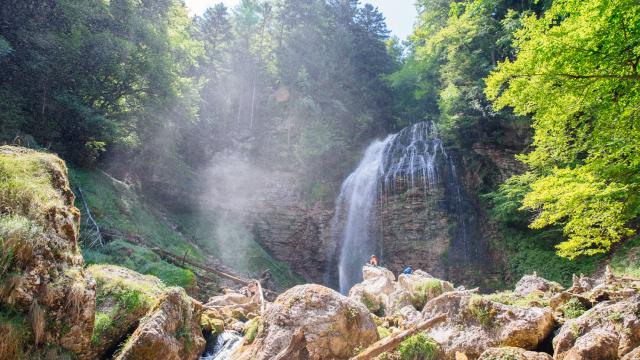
top-left (369, 255), bottom-right (378, 267)
top-left (402, 266), bottom-right (413, 275)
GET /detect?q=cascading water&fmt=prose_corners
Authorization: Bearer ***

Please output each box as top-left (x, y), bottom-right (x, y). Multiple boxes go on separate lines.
top-left (331, 122), bottom-right (483, 293)
top-left (200, 331), bottom-right (242, 360)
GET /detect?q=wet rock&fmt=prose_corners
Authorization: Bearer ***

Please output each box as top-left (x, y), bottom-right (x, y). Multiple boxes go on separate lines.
top-left (421, 292), bottom-right (555, 359)
top-left (553, 296), bottom-right (640, 359)
top-left (116, 288), bottom-right (206, 360)
top-left (514, 273), bottom-right (564, 297)
top-left (235, 284), bottom-right (377, 360)
top-left (479, 347), bottom-right (552, 360)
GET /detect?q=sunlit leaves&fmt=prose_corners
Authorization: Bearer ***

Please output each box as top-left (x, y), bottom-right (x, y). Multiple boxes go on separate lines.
top-left (486, 0), bottom-right (640, 258)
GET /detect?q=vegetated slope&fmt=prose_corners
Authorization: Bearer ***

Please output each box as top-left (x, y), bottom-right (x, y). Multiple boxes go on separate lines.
top-left (70, 168), bottom-right (302, 290)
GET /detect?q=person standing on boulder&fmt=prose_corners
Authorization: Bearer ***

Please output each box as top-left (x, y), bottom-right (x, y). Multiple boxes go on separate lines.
top-left (369, 255), bottom-right (378, 267)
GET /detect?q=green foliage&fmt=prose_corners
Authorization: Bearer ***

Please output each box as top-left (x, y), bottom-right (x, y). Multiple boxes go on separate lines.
top-left (495, 227), bottom-right (602, 287)
top-left (0, 215), bottom-right (42, 276)
top-left (0, 147), bottom-right (65, 222)
top-left (84, 240), bottom-right (195, 289)
top-left (610, 236), bottom-right (640, 278)
top-left (481, 290), bottom-right (549, 308)
top-left (411, 280), bottom-right (444, 311)
top-left (377, 326), bottom-right (391, 339)
top-left (91, 312), bottom-right (113, 345)
top-left (244, 317), bottom-right (260, 344)
top-left (397, 332), bottom-right (439, 360)
top-left (561, 297), bottom-right (586, 319)
top-left (468, 298), bottom-right (496, 327)
top-left (486, 0), bottom-right (640, 258)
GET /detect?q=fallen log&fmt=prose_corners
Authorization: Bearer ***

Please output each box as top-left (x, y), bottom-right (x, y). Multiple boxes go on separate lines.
top-left (350, 314), bottom-right (446, 360)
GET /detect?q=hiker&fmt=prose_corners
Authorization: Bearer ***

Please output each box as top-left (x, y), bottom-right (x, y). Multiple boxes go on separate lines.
top-left (402, 266), bottom-right (413, 275)
top-left (369, 255), bottom-right (378, 267)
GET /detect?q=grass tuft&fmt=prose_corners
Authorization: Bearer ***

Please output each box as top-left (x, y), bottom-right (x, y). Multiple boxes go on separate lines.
top-left (398, 332), bottom-right (439, 360)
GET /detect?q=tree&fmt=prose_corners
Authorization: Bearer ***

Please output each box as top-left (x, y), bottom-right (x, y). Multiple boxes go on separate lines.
top-left (486, 0), bottom-right (640, 258)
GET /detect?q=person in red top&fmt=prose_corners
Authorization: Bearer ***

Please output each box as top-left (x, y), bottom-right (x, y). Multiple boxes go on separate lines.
top-left (369, 255), bottom-right (378, 267)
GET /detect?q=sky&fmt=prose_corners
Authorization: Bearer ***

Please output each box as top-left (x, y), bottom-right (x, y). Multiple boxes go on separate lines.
top-left (184, 0), bottom-right (417, 40)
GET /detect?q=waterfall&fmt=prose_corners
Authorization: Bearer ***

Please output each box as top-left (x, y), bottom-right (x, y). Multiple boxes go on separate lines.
top-left (333, 136), bottom-right (393, 294)
top-left (331, 121), bottom-right (478, 293)
top-left (200, 331), bottom-right (242, 360)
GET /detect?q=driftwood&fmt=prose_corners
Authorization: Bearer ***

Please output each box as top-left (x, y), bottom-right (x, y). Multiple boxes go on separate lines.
top-left (350, 314), bottom-right (447, 360)
top-left (77, 187), bottom-right (104, 247)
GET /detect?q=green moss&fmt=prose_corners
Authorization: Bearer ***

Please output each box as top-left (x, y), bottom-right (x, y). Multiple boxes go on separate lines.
top-left (468, 297), bottom-right (496, 327)
top-left (0, 215), bottom-right (43, 277)
top-left (481, 290), bottom-right (549, 308)
top-left (0, 146), bottom-right (65, 222)
top-left (84, 240), bottom-right (195, 288)
top-left (245, 317), bottom-right (260, 344)
top-left (398, 332), bottom-right (439, 360)
top-left (91, 312), bottom-right (114, 345)
top-left (411, 280), bottom-right (443, 311)
top-left (362, 292), bottom-right (384, 316)
top-left (561, 297), bottom-right (586, 319)
top-left (377, 326), bottom-right (391, 339)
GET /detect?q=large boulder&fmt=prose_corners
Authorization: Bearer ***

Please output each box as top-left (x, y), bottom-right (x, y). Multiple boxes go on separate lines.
top-left (204, 286), bottom-right (261, 325)
top-left (553, 295), bottom-right (640, 359)
top-left (349, 265), bottom-right (398, 315)
top-left (85, 264), bottom-right (166, 359)
top-left (514, 274), bottom-right (564, 297)
top-left (422, 292), bottom-right (555, 359)
top-left (116, 287), bottom-right (206, 360)
top-left (0, 146), bottom-right (96, 357)
top-left (236, 284), bottom-right (378, 359)
top-left (349, 266), bottom-right (454, 317)
top-left (479, 347), bottom-right (552, 360)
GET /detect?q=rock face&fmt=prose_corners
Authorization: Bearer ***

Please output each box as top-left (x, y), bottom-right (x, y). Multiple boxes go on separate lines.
top-left (421, 292), bottom-right (555, 359)
top-left (235, 284), bottom-right (378, 360)
top-left (0, 146), bottom-right (96, 357)
top-left (479, 347), bottom-right (553, 360)
top-left (553, 295), bottom-right (640, 359)
top-left (116, 288), bottom-right (206, 360)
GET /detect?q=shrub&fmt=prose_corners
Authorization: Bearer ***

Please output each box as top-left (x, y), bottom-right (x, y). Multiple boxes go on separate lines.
top-left (245, 317), bottom-right (260, 344)
top-left (468, 298), bottom-right (496, 327)
top-left (561, 297), bottom-right (587, 319)
top-left (411, 280), bottom-right (443, 311)
top-left (398, 332), bottom-right (439, 360)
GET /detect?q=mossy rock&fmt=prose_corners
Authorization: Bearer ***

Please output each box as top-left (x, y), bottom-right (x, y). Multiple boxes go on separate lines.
top-left (87, 264), bottom-right (166, 358)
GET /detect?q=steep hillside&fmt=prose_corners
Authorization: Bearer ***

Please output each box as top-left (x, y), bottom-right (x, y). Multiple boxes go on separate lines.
top-left (69, 169), bottom-right (302, 291)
